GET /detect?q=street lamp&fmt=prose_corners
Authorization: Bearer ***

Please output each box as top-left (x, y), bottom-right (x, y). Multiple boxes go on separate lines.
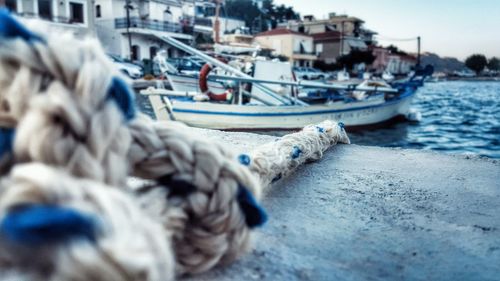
top-left (125, 1), bottom-right (134, 60)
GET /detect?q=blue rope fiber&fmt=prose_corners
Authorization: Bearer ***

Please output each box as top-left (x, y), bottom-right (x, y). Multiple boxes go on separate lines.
top-left (107, 77), bottom-right (136, 121)
top-left (291, 146), bottom-right (302, 159)
top-left (238, 154), bottom-right (251, 166)
top-left (0, 127), bottom-right (15, 159)
top-left (237, 185), bottom-right (267, 228)
top-left (338, 122), bottom-right (345, 129)
top-left (0, 8), bottom-right (43, 42)
top-left (316, 126), bottom-right (325, 133)
top-left (0, 205), bottom-right (97, 246)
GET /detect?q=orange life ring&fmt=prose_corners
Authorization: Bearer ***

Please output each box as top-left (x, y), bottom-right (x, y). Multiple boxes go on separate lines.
top-left (199, 63), bottom-right (232, 101)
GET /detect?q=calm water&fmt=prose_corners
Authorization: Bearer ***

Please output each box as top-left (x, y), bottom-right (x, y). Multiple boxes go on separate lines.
top-left (348, 81), bottom-right (500, 158)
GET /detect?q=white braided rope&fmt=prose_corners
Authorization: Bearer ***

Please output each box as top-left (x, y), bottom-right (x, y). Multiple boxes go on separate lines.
top-left (249, 120), bottom-right (350, 187)
top-left (0, 163), bottom-right (175, 281)
top-left (0, 15), bottom-right (351, 279)
top-left (0, 18), bottom-right (262, 275)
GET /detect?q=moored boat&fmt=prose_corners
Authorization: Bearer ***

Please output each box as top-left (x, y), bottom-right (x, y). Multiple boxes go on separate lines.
top-left (140, 35), bottom-right (432, 130)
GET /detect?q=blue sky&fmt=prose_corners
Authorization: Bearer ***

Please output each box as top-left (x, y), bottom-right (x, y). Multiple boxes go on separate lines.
top-left (273, 0), bottom-right (500, 60)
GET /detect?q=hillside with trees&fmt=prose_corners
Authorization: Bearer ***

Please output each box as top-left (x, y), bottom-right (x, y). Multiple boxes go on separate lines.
top-left (420, 53), bottom-right (465, 73)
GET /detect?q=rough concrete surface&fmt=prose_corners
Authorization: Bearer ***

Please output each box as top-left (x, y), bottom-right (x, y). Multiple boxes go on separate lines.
top-left (185, 128), bottom-right (500, 281)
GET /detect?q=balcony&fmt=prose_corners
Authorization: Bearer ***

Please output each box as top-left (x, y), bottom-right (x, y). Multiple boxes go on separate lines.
top-left (115, 17), bottom-right (193, 34)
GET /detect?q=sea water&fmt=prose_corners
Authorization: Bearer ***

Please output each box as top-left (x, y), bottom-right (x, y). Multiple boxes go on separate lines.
top-left (349, 81), bottom-right (500, 158)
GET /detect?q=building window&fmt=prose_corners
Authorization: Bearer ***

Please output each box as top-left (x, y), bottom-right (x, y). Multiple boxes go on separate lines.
top-left (131, 45), bottom-right (140, 61)
top-left (150, 47), bottom-right (158, 59)
top-left (5, 0), bottom-right (17, 12)
top-left (38, 0), bottom-right (52, 20)
top-left (95, 4), bottom-right (101, 18)
top-left (69, 2), bottom-right (84, 23)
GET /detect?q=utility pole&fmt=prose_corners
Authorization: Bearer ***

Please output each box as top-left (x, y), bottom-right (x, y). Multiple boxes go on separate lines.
top-left (125, 0), bottom-right (133, 60)
top-left (340, 21), bottom-right (345, 56)
top-left (417, 36), bottom-right (421, 67)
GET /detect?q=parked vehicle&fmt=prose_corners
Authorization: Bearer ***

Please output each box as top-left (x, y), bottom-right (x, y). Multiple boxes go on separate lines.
top-left (293, 67), bottom-right (329, 80)
top-left (167, 57), bottom-right (204, 73)
top-left (108, 54), bottom-right (143, 79)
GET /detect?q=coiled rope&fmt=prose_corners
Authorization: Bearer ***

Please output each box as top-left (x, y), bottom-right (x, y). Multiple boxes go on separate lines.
top-left (0, 9), bottom-right (349, 280)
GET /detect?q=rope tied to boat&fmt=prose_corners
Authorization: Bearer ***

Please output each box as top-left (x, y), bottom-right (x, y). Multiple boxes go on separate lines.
top-left (0, 10), bottom-right (350, 279)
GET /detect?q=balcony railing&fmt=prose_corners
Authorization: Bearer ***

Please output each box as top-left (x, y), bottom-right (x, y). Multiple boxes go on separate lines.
top-left (18, 12), bottom-right (84, 25)
top-left (115, 17), bottom-right (193, 34)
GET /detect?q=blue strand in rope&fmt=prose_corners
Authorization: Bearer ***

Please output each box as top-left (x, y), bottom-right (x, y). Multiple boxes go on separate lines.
top-left (107, 77), bottom-right (136, 121)
top-left (0, 127), bottom-right (15, 159)
top-left (0, 204), bottom-right (97, 246)
top-left (338, 122), bottom-right (345, 129)
top-left (291, 146), bottom-right (302, 159)
top-left (272, 173), bottom-right (282, 183)
top-left (238, 154), bottom-right (251, 166)
top-left (0, 8), bottom-right (44, 42)
top-left (316, 126), bottom-right (325, 133)
top-left (237, 185), bottom-right (267, 228)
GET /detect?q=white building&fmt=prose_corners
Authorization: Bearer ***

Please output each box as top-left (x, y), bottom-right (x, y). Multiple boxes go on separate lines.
top-left (193, 1), bottom-right (246, 41)
top-left (94, 0), bottom-right (196, 61)
top-left (3, 0), bottom-right (95, 37)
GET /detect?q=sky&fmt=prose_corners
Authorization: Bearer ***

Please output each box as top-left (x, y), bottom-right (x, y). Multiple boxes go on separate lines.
top-left (273, 0), bottom-right (500, 60)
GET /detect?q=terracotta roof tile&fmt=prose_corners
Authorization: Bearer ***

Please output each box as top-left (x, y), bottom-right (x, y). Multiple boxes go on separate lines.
top-left (255, 28), bottom-right (311, 37)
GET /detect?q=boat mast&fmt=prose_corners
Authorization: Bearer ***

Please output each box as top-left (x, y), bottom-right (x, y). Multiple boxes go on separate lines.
top-left (214, 0), bottom-right (221, 44)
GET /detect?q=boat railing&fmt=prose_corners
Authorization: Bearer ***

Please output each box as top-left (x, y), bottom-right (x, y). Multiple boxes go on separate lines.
top-left (208, 75), bottom-right (399, 93)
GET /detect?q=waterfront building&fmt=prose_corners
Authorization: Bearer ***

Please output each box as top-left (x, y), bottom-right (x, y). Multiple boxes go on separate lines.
top-left (281, 13), bottom-right (376, 63)
top-left (371, 46), bottom-right (416, 75)
top-left (2, 0), bottom-right (95, 37)
top-left (94, 0), bottom-right (196, 62)
top-left (193, 0), bottom-right (246, 42)
top-left (254, 28), bottom-right (317, 67)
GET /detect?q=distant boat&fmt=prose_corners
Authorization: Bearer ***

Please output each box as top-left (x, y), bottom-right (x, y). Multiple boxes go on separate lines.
top-left (382, 71), bottom-right (395, 81)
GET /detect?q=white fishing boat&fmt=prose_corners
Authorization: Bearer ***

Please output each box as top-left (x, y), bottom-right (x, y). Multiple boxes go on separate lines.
top-left (140, 35), bottom-right (432, 130)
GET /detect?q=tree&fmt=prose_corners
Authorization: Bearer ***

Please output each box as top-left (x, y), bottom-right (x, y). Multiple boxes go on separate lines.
top-left (337, 50), bottom-right (376, 71)
top-left (225, 0), bottom-right (299, 33)
top-left (488, 57), bottom-right (500, 71)
top-left (465, 54), bottom-right (487, 74)
top-left (387, 45), bottom-right (408, 56)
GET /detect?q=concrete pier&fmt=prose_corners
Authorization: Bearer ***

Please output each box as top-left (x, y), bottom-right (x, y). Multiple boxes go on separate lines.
top-left (187, 128), bottom-right (500, 281)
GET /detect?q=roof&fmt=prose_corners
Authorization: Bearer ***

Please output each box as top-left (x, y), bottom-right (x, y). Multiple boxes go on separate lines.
top-left (312, 31), bottom-right (342, 42)
top-left (255, 28), bottom-right (311, 37)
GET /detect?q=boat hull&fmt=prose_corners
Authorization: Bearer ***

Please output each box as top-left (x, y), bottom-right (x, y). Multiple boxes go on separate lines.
top-left (146, 91), bottom-right (416, 130)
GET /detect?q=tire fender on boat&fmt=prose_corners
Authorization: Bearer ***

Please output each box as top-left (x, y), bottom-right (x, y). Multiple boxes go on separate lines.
top-left (199, 62), bottom-right (232, 102)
